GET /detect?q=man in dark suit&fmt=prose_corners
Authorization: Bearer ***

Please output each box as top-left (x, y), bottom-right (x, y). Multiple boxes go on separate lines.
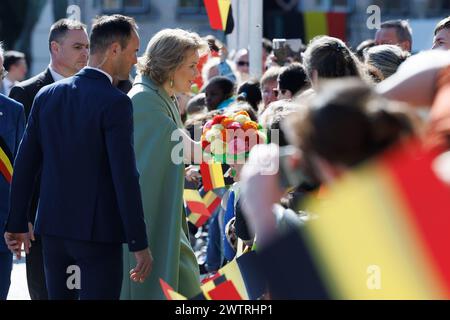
top-left (0, 45), bottom-right (25, 300)
top-left (8, 18), bottom-right (89, 300)
top-left (4, 14), bottom-right (153, 300)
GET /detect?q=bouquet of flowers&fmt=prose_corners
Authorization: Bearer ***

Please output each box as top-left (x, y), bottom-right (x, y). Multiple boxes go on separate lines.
top-left (201, 111), bottom-right (266, 163)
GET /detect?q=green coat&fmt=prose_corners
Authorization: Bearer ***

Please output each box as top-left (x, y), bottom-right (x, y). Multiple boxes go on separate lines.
top-left (121, 74), bottom-right (201, 300)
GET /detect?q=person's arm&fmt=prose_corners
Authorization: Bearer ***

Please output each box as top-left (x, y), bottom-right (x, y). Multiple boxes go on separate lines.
top-left (5, 94), bottom-right (42, 258)
top-left (376, 50), bottom-right (450, 107)
top-left (240, 145), bottom-right (329, 299)
top-left (103, 95), bottom-right (148, 252)
top-left (103, 95), bottom-right (153, 283)
top-left (240, 144), bottom-right (283, 247)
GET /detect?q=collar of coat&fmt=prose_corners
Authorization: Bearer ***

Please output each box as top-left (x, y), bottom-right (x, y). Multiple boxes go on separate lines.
top-left (133, 74), bottom-right (184, 128)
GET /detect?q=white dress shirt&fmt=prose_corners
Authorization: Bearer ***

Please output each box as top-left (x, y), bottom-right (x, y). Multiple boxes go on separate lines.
top-left (48, 65), bottom-right (66, 82)
top-left (2, 77), bottom-right (16, 96)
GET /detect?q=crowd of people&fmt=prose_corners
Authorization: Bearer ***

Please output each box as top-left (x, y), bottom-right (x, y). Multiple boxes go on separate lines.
top-left (1, 13), bottom-right (450, 300)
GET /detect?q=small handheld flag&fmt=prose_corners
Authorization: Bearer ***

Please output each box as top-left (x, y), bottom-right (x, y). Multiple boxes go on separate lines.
top-left (200, 162), bottom-right (225, 191)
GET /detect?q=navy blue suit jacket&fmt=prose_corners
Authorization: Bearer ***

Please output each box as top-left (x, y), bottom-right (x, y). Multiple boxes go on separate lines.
top-left (6, 68), bottom-right (148, 252)
top-left (0, 94), bottom-right (25, 252)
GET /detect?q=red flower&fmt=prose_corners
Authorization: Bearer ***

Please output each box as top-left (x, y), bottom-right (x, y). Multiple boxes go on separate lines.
top-left (201, 139), bottom-right (210, 150)
top-left (211, 115), bottom-right (227, 125)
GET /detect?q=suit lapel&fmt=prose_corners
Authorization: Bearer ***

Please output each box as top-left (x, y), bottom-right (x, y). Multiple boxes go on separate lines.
top-left (36, 68), bottom-right (55, 91)
top-left (41, 68), bottom-right (55, 86)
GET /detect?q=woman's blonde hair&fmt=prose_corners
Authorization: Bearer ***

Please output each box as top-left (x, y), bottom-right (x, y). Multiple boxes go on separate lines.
top-left (137, 28), bottom-right (205, 85)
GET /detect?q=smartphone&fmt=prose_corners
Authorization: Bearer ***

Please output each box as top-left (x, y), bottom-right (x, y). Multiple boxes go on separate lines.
top-left (278, 145), bottom-right (312, 190)
top-left (273, 39), bottom-right (288, 65)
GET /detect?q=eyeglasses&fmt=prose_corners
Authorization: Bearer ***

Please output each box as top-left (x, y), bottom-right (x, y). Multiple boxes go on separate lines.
top-left (237, 61), bottom-right (249, 67)
top-left (0, 67), bottom-right (8, 80)
top-left (273, 88), bottom-right (288, 98)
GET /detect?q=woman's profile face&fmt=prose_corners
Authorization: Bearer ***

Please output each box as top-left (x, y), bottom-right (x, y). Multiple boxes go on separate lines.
top-left (173, 49), bottom-right (200, 94)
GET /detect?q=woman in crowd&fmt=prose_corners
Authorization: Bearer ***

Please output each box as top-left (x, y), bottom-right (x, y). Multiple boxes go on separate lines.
top-left (121, 28), bottom-right (203, 299)
top-left (302, 36), bottom-right (366, 87)
top-left (365, 44), bottom-right (410, 81)
top-left (377, 50), bottom-right (450, 150)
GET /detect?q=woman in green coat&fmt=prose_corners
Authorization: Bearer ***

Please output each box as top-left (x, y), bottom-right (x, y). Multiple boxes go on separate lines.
top-left (121, 29), bottom-right (203, 299)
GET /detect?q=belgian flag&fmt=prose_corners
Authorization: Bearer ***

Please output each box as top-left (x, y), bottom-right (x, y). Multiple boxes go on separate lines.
top-left (263, 9), bottom-right (347, 45)
top-left (299, 140), bottom-right (450, 299)
top-left (184, 188), bottom-right (212, 228)
top-left (160, 252), bottom-right (266, 300)
top-left (204, 0), bottom-right (235, 34)
top-left (184, 187), bottom-right (225, 227)
top-left (200, 162), bottom-right (225, 191)
top-left (0, 136), bottom-right (13, 184)
top-left (194, 252), bottom-right (266, 300)
top-left (160, 279), bottom-right (187, 300)
top-left (303, 11), bottom-right (347, 42)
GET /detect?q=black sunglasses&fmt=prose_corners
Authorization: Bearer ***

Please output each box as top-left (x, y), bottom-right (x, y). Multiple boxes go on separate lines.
top-left (237, 61), bottom-right (249, 67)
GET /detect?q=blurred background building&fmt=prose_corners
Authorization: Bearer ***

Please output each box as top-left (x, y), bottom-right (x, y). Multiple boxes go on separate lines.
top-left (0, 0), bottom-right (449, 76)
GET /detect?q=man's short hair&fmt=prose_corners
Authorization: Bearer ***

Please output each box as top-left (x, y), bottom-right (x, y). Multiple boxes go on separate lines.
top-left (3, 51), bottom-right (25, 71)
top-left (278, 63), bottom-right (309, 96)
top-left (89, 15), bottom-right (138, 55)
top-left (435, 16), bottom-right (450, 35)
top-left (49, 19), bottom-right (87, 52)
top-left (381, 20), bottom-right (413, 44)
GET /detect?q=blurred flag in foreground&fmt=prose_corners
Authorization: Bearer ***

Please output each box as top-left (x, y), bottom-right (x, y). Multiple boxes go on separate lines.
top-left (301, 140), bottom-right (450, 299)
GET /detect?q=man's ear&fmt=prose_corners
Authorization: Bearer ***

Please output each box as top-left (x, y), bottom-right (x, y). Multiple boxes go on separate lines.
top-left (110, 42), bottom-right (121, 57)
top-left (401, 40), bottom-right (412, 52)
top-left (50, 41), bottom-right (60, 55)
